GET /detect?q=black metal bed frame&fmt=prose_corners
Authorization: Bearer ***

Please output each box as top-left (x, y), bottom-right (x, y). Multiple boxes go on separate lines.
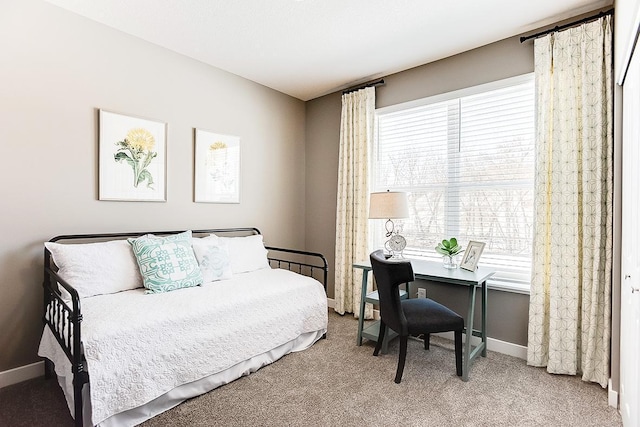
top-left (42, 227), bottom-right (328, 427)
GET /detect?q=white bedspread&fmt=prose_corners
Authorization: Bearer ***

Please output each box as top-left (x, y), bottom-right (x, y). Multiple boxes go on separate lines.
top-left (38, 268), bottom-right (327, 426)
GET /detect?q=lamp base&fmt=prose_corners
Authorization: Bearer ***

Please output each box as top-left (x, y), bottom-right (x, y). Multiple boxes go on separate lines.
top-left (385, 233), bottom-right (407, 259)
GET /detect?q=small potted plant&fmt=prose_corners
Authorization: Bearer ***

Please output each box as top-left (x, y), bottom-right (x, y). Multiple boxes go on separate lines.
top-left (435, 238), bottom-right (463, 269)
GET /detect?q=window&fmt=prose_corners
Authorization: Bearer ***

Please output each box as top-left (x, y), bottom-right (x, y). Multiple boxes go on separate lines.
top-left (372, 74), bottom-right (535, 293)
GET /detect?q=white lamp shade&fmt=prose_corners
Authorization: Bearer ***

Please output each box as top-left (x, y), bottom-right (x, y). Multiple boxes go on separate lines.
top-left (369, 191), bottom-right (409, 219)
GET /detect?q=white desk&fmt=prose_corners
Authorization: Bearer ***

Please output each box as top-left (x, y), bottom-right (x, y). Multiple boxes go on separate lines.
top-left (353, 259), bottom-right (495, 381)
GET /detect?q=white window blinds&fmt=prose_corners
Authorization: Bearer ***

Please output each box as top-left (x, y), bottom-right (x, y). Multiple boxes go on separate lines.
top-left (373, 74), bottom-right (535, 291)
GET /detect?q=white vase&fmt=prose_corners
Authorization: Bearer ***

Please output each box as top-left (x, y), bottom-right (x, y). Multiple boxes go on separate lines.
top-left (443, 254), bottom-right (458, 269)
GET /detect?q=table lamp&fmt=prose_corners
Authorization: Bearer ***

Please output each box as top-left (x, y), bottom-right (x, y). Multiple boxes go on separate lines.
top-left (369, 190), bottom-right (409, 258)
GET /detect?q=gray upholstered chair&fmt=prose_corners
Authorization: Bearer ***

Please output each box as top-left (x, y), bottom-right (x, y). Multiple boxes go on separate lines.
top-left (369, 250), bottom-right (464, 383)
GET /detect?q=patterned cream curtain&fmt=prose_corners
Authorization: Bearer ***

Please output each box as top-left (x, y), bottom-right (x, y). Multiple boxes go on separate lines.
top-left (334, 86), bottom-right (375, 318)
top-left (527, 16), bottom-right (613, 387)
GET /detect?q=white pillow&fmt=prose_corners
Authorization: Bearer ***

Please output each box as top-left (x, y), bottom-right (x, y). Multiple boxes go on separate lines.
top-left (192, 235), bottom-right (233, 283)
top-left (44, 239), bottom-right (143, 298)
top-left (215, 234), bottom-right (270, 274)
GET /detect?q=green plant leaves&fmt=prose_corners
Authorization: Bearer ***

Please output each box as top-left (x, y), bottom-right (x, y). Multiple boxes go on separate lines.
top-left (114, 137), bottom-right (157, 190)
top-left (141, 151), bottom-right (157, 169)
top-left (435, 237), bottom-right (463, 256)
top-left (138, 170), bottom-right (155, 189)
top-left (114, 152), bottom-right (135, 168)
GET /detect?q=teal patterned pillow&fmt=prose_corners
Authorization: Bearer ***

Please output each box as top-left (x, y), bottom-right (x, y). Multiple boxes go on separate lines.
top-left (128, 230), bottom-right (203, 294)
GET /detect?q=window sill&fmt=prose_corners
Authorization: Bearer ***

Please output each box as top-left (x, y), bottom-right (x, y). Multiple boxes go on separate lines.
top-left (486, 279), bottom-right (530, 295)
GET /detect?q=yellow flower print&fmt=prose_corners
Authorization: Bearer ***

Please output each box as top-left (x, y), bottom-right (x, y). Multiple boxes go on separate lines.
top-left (126, 128), bottom-right (155, 151)
top-left (210, 141), bottom-right (227, 151)
top-left (114, 127), bottom-right (158, 189)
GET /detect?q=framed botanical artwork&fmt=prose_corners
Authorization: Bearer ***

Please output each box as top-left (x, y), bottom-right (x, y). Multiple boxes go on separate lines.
top-left (98, 110), bottom-right (167, 201)
top-left (460, 241), bottom-right (485, 271)
top-left (194, 129), bottom-right (240, 203)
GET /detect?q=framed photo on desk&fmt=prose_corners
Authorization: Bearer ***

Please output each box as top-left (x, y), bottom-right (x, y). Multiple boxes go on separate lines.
top-left (460, 241), bottom-right (485, 271)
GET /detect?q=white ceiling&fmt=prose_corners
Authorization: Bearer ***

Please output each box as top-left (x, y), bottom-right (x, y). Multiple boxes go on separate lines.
top-left (45, 0), bottom-right (613, 101)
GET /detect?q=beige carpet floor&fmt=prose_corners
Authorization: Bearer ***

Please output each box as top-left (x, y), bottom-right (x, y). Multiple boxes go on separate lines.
top-left (0, 311), bottom-right (623, 426)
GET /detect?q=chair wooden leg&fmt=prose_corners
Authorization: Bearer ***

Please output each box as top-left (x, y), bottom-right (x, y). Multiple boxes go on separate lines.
top-left (373, 320), bottom-right (386, 356)
top-left (424, 333), bottom-right (430, 350)
top-left (395, 336), bottom-right (408, 384)
top-left (454, 330), bottom-right (463, 377)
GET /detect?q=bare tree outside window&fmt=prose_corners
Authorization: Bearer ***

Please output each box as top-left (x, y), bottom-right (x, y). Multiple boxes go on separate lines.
top-left (373, 75), bottom-right (535, 289)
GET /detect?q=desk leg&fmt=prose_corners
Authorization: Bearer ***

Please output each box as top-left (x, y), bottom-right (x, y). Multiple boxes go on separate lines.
top-left (463, 284), bottom-right (478, 382)
top-left (481, 281), bottom-right (487, 357)
top-left (356, 270), bottom-right (369, 346)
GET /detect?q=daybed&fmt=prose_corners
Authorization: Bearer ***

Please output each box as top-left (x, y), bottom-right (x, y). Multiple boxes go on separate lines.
top-left (38, 228), bottom-right (328, 427)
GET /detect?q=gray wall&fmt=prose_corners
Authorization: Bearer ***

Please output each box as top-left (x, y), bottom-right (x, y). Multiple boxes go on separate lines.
top-left (305, 36), bottom-right (534, 346)
top-left (0, 0), bottom-right (306, 372)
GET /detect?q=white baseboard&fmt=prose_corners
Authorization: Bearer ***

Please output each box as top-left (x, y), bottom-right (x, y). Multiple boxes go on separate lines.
top-left (488, 337), bottom-right (528, 360)
top-left (608, 378), bottom-right (618, 408)
top-left (432, 331), bottom-right (527, 360)
top-left (374, 307), bottom-right (527, 359)
top-left (328, 301), bottom-right (527, 360)
top-left (0, 361), bottom-right (44, 389)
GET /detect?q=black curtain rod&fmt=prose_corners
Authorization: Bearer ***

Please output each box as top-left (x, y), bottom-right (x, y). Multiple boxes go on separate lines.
top-left (342, 79), bottom-right (385, 94)
top-left (520, 8), bottom-right (613, 43)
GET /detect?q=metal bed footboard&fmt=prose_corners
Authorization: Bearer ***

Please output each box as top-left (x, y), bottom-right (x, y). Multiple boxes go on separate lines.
top-left (41, 227), bottom-right (328, 427)
top-left (266, 246), bottom-right (328, 291)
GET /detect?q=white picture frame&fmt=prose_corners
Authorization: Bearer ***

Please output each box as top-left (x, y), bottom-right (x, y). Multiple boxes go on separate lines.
top-left (460, 241), bottom-right (485, 271)
top-left (99, 110), bottom-right (167, 201)
top-left (194, 129), bottom-right (240, 203)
